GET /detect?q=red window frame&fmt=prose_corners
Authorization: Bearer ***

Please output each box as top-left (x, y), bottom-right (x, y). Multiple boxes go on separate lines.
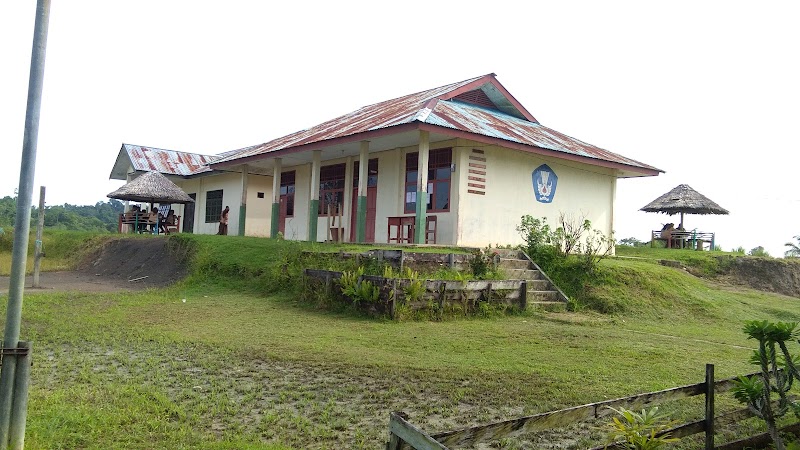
top-left (353, 158), bottom-right (379, 189)
top-left (279, 170), bottom-right (295, 217)
top-left (319, 163), bottom-right (346, 216)
top-left (404, 148), bottom-right (452, 214)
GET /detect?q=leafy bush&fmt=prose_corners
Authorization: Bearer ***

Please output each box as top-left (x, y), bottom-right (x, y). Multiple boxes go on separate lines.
top-left (0, 227), bottom-right (13, 252)
top-left (469, 248), bottom-right (501, 279)
top-left (732, 320), bottom-right (800, 450)
top-left (516, 214), bottom-right (614, 309)
top-left (400, 268), bottom-right (425, 303)
top-left (618, 237), bottom-right (646, 247)
top-left (748, 246), bottom-right (771, 257)
top-left (339, 267), bottom-right (380, 304)
top-left (604, 406), bottom-right (679, 449)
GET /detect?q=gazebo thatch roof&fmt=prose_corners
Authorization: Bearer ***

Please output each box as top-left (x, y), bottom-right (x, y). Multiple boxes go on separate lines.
top-left (640, 184), bottom-right (728, 215)
top-left (107, 171), bottom-right (194, 204)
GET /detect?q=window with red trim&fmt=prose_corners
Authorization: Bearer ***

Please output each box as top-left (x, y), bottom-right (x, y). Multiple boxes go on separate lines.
top-left (319, 163), bottom-right (346, 215)
top-left (353, 158), bottom-right (379, 190)
top-left (279, 171), bottom-right (295, 217)
top-left (404, 148), bottom-right (452, 214)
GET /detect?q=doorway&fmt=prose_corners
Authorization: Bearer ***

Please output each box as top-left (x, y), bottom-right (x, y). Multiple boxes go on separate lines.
top-left (182, 193), bottom-right (196, 233)
top-left (278, 171), bottom-right (295, 236)
top-left (350, 159), bottom-right (378, 243)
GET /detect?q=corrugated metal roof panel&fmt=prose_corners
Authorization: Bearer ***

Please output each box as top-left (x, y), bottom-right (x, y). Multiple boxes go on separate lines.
top-left (123, 144), bottom-right (218, 176)
top-left (213, 75), bottom-right (488, 163)
top-left (207, 73), bottom-right (659, 174)
top-left (426, 102), bottom-right (658, 170)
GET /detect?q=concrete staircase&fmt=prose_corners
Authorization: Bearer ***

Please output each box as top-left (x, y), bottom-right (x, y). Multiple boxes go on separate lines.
top-left (496, 250), bottom-right (568, 311)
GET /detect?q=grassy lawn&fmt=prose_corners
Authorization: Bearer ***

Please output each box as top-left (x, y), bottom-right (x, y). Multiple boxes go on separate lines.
top-left (1, 233), bottom-right (799, 448)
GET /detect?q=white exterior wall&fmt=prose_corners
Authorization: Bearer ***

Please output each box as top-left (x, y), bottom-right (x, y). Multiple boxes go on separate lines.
top-left (283, 164), bottom-right (310, 241)
top-left (284, 141), bottom-right (456, 243)
top-left (244, 174), bottom-right (273, 237)
top-left (304, 142), bottom-right (458, 244)
top-left (154, 137), bottom-right (615, 248)
top-left (455, 139), bottom-right (616, 248)
top-left (174, 173), bottom-right (242, 235)
top-left (374, 149), bottom-right (401, 244)
top-left (172, 172), bottom-right (273, 236)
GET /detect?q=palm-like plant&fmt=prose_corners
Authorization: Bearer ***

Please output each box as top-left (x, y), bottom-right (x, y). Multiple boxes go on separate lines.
top-left (786, 236), bottom-right (800, 258)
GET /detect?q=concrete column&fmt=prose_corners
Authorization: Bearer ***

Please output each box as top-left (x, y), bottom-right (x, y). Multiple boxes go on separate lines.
top-left (610, 175), bottom-right (617, 255)
top-left (308, 150), bottom-right (321, 242)
top-left (271, 158), bottom-right (282, 238)
top-left (343, 156), bottom-right (354, 243)
top-left (124, 171), bottom-right (133, 212)
top-left (415, 130), bottom-right (429, 244)
top-left (356, 140), bottom-right (369, 243)
top-left (239, 164), bottom-right (248, 236)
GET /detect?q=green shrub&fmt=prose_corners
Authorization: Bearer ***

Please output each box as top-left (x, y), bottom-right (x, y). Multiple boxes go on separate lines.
top-left (732, 320), bottom-right (800, 450)
top-left (604, 406), bottom-right (679, 449)
top-left (0, 227), bottom-right (12, 252)
top-left (516, 214), bottom-right (614, 311)
top-left (469, 248), bottom-right (490, 278)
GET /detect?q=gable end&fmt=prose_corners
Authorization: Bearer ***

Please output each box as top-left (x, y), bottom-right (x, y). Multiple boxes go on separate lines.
top-left (452, 89), bottom-right (497, 109)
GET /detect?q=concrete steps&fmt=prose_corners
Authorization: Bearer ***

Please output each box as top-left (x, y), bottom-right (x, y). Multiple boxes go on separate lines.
top-left (504, 268), bottom-right (544, 280)
top-left (527, 301), bottom-right (567, 312)
top-left (527, 290), bottom-right (561, 302)
top-left (497, 254), bottom-right (568, 309)
top-left (498, 258), bottom-right (530, 270)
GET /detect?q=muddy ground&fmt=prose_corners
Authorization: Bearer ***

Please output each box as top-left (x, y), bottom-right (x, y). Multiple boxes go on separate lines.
top-left (0, 238), bottom-right (187, 295)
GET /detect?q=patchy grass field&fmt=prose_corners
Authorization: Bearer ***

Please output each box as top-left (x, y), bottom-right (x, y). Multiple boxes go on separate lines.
top-left (1, 233), bottom-right (799, 448)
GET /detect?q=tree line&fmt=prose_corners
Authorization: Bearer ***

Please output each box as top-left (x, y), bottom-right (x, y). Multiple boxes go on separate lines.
top-left (0, 194), bottom-right (124, 233)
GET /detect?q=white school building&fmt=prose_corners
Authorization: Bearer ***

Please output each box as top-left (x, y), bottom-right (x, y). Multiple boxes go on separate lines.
top-left (109, 73), bottom-right (661, 246)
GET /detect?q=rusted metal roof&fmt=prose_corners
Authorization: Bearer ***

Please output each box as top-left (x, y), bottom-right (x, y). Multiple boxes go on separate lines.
top-left (210, 74), bottom-right (660, 174)
top-left (122, 144), bottom-right (218, 176)
top-left (426, 101), bottom-right (659, 171)
top-left (212, 75), bottom-right (492, 163)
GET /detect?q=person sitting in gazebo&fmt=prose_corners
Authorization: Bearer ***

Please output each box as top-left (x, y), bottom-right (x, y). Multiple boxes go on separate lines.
top-left (660, 223), bottom-right (674, 242)
top-left (160, 209), bottom-right (176, 234)
top-left (145, 207), bottom-right (160, 233)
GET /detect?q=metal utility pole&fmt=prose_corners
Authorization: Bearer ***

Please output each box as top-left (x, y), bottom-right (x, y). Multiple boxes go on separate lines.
top-left (0, 1), bottom-right (51, 449)
top-left (33, 186), bottom-right (45, 288)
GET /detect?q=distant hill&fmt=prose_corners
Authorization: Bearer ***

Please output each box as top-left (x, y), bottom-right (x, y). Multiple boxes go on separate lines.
top-left (0, 195), bottom-right (123, 233)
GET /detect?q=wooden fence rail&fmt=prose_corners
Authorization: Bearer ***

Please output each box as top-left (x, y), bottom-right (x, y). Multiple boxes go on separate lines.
top-left (387, 364), bottom-right (789, 450)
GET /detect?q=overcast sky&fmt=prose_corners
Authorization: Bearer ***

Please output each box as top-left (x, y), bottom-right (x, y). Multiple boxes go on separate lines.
top-left (2, 1), bottom-right (798, 256)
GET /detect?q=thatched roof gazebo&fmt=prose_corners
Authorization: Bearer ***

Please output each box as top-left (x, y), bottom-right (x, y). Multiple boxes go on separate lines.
top-left (640, 184), bottom-right (728, 228)
top-left (107, 171), bottom-right (194, 206)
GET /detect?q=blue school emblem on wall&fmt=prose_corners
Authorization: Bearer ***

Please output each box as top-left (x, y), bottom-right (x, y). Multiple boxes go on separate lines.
top-left (532, 164), bottom-right (558, 203)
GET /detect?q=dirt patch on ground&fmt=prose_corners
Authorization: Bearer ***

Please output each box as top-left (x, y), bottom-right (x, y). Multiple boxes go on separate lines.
top-left (76, 237), bottom-right (188, 286)
top-left (722, 257), bottom-right (800, 298)
top-left (0, 237), bottom-right (188, 294)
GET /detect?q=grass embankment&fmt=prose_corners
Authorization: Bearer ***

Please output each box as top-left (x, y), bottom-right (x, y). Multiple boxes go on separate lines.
top-left (0, 230), bottom-right (113, 276)
top-left (2, 232), bottom-right (799, 448)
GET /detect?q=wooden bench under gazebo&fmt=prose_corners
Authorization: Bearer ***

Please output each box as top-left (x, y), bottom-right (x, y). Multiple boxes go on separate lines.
top-left (107, 171), bottom-right (194, 235)
top-left (641, 184), bottom-right (729, 251)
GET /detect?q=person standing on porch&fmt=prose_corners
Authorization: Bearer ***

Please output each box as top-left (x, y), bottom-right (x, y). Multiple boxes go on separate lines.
top-left (217, 206), bottom-right (230, 235)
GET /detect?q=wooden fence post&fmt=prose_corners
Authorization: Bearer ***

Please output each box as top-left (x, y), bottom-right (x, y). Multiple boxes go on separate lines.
top-left (520, 280), bottom-right (527, 310)
top-left (387, 411), bottom-right (449, 450)
top-left (705, 363), bottom-right (715, 450)
top-left (390, 278), bottom-right (398, 320)
top-left (324, 272), bottom-right (332, 297)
